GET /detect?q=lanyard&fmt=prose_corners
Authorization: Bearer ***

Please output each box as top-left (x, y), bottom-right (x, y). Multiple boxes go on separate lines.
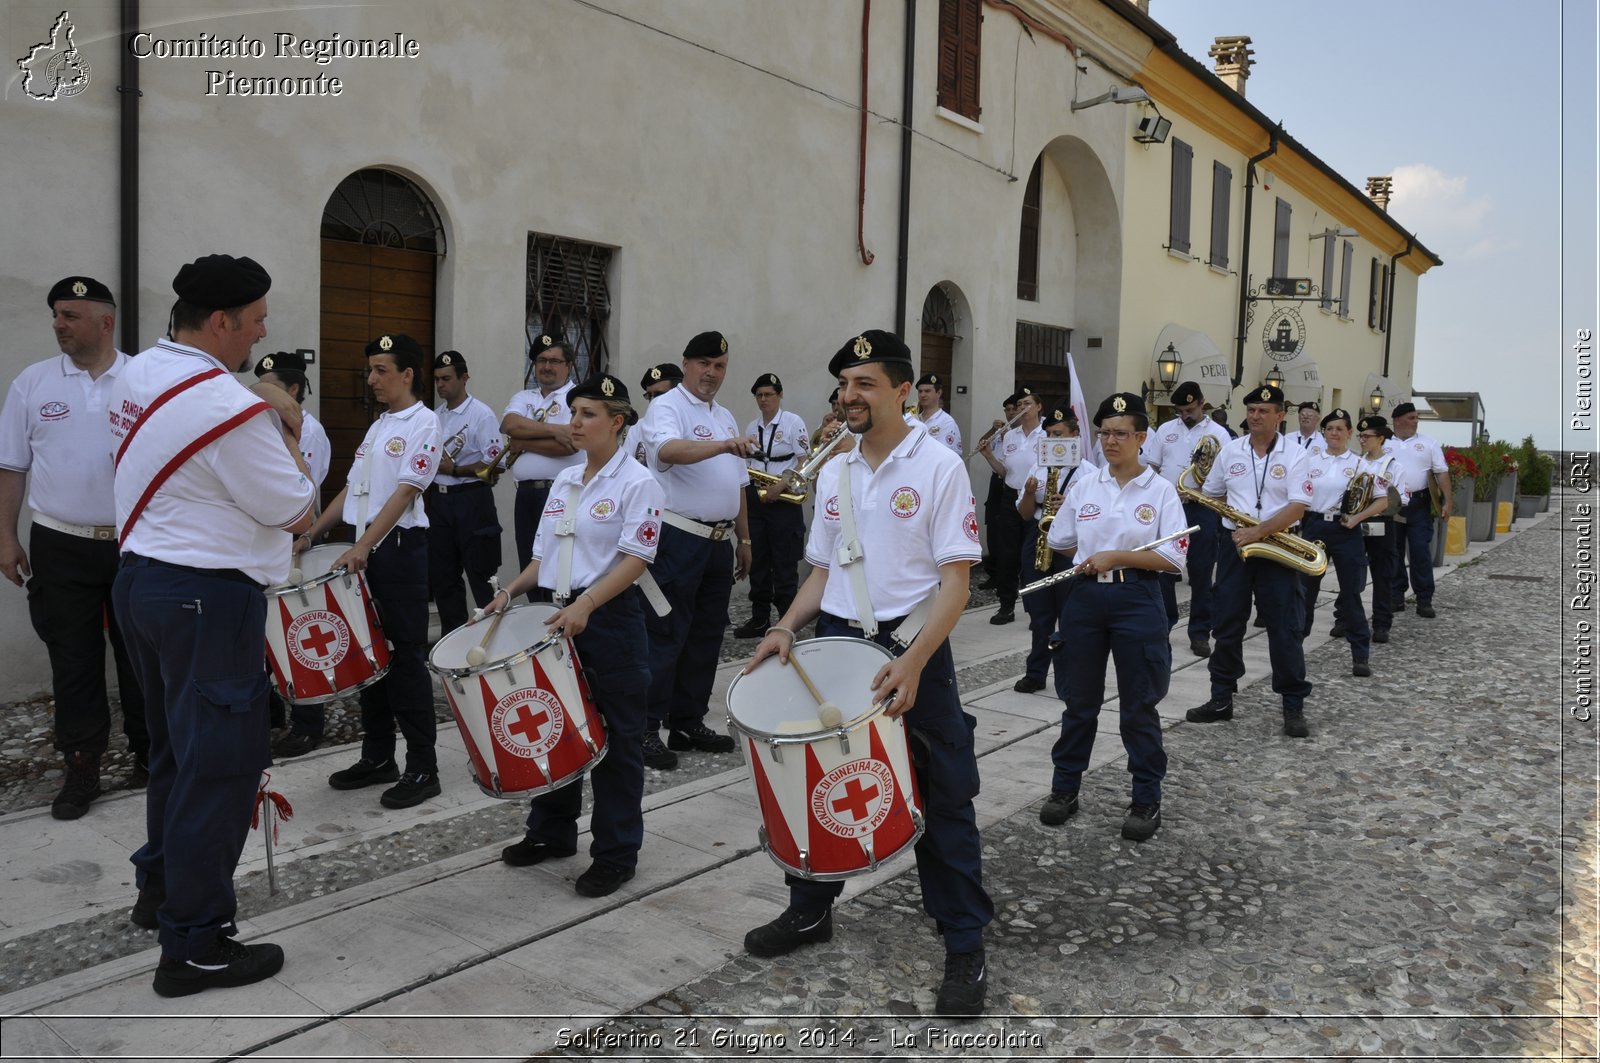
top-left (1249, 436), bottom-right (1276, 515)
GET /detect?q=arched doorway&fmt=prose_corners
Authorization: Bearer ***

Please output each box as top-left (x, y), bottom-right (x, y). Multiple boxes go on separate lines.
top-left (920, 281), bottom-right (971, 436)
top-left (319, 169), bottom-right (445, 511)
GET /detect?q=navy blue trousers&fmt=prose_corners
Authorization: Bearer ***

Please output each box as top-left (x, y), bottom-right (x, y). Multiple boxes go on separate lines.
top-left (1391, 494), bottom-right (1436, 608)
top-left (643, 524), bottom-right (733, 731)
top-left (1051, 576), bottom-right (1170, 804)
top-left (786, 614), bottom-right (994, 955)
top-left (744, 486), bottom-right (804, 623)
top-left (523, 587), bottom-right (650, 870)
top-left (1209, 535), bottom-right (1312, 710)
top-left (113, 556), bottom-right (270, 962)
top-left (425, 483), bottom-right (502, 635)
top-left (985, 484), bottom-right (1023, 610)
top-left (1020, 523), bottom-right (1070, 683)
top-left (1364, 520), bottom-right (1396, 632)
top-left (360, 528), bottom-right (436, 774)
top-left (1299, 516), bottom-right (1371, 659)
top-left (1181, 501), bottom-right (1220, 641)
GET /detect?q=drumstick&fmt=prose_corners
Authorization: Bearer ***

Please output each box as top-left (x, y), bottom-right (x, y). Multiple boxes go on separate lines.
top-left (465, 608), bottom-right (505, 667)
top-left (786, 652), bottom-right (843, 728)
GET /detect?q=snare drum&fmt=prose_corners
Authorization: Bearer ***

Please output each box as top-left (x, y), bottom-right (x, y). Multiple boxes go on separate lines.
top-left (725, 637), bottom-right (924, 880)
top-left (428, 604), bottom-right (608, 800)
top-left (264, 544), bottom-right (391, 705)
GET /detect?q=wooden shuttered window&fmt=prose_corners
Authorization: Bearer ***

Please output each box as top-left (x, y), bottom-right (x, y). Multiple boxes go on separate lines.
top-left (1168, 138), bottom-right (1193, 255)
top-left (937, 0), bottom-right (982, 121)
top-left (1209, 161), bottom-right (1231, 268)
top-left (1339, 240), bottom-right (1353, 318)
top-left (1379, 263), bottom-right (1390, 331)
top-left (1017, 157), bottom-right (1042, 300)
top-left (1368, 257), bottom-right (1381, 328)
top-left (1320, 236), bottom-right (1335, 309)
top-left (1271, 198), bottom-right (1291, 278)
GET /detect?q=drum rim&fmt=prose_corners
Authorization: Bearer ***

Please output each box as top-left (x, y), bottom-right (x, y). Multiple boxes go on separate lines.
top-left (426, 603), bottom-right (566, 678)
top-left (466, 733), bottom-right (609, 800)
top-left (759, 805), bottom-right (927, 882)
top-left (725, 635), bottom-right (896, 742)
top-left (275, 663), bottom-right (390, 705)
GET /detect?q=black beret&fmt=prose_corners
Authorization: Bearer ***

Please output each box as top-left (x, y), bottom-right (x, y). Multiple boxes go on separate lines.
top-left (365, 333), bottom-right (423, 362)
top-left (827, 329), bottom-right (912, 378)
top-left (1357, 415), bottom-right (1390, 435)
top-left (1005, 386), bottom-right (1037, 407)
top-left (640, 362), bottom-right (683, 390)
top-left (1043, 406), bottom-right (1074, 427)
top-left (1391, 401), bottom-right (1417, 418)
top-left (1170, 380), bottom-right (1203, 406)
top-left (683, 331), bottom-right (729, 361)
top-left (254, 350), bottom-right (306, 377)
top-left (171, 254), bottom-right (270, 310)
top-left (1320, 408), bottom-right (1352, 429)
top-left (531, 331), bottom-right (568, 354)
top-left (1246, 383), bottom-right (1287, 407)
top-left (567, 374), bottom-right (637, 424)
top-left (47, 276), bottom-right (115, 309)
top-left (1297, 400), bottom-right (1321, 412)
top-left (917, 372), bottom-right (944, 389)
top-left (1092, 392), bottom-right (1147, 426)
top-left (827, 387), bottom-right (840, 404)
top-left (751, 372), bottom-right (782, 394)
top-left (433, 350), bottom-right (467, 372)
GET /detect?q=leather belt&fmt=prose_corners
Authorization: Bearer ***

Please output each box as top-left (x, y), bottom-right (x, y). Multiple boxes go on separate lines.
top-left (34, 512), bottom-right (116, 542)
top-left (662, 511), bottom-right (736, 541)
top-left (434, 480), bottom-right (487, 494)
top-left (516, 479), bottom-right (556, 490)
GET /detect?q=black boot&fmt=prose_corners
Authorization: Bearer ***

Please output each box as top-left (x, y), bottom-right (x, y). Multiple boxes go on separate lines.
top-left (52, 752), bottom-right (103, 820)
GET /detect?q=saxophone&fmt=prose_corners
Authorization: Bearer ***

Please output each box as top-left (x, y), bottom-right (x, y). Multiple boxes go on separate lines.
top-left (1034, 465), bottom-right (1062, 570)
top-left (1176, 436), bottom-right (1329, 577)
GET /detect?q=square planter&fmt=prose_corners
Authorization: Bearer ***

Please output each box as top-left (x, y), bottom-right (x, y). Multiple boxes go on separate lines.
top-left (1469, 500), bottom-right (1497, 541)
top-left (1517, 495), bottom-right (1540, 518)
top-left (1538, 493), bottom-right (1551, 513)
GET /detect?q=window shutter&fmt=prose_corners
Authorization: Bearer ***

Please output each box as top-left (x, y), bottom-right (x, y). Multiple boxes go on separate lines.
top-left (1209, 161), bottom-right (1231, 268)
top-left (1169, 139), bottom-right (1192, 255)
top-left (1379, 264), bottom-right (1390, 331)
top-left (937, 0), bottom-right (959, 112)
top-left (956, 0), bottom-right (982, 119)
top-left (1339, 241), bottom-right (1353, 318)
top-left (1368, 257), bottom-right (1380, 328)
top-left (1271, 198), bottom-right (1291, 278)
top-left (1320, 236), bottom-right (1335, 309)
top-left (1017, 157), bottom-right (1041, 300)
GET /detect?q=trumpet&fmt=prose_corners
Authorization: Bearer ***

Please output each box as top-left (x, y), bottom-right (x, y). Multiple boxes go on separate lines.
top-left (1021, 526), bottom-right (1199, 596)
top-left (752, 425), bottom-right (853, 503)
top-left (966, 408), bottom-right (1024, 459)
top-left (475, 439), bottom-right (520, 486)
top-left (1174, 439), bottom-right (1328, 577)
top-left (442, 428), bottom-right (468, 462)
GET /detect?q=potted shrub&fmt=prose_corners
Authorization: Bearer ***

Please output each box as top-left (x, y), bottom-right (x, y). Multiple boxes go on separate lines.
top-left (1442, 448), bottom-right (1477, 556)
top-left (1520, 450), bottom-right (1552, 516)
top-left (1467, 442), bottom-right (1502, 541)
top-left (1495, 448), bottom-right (1518, 527)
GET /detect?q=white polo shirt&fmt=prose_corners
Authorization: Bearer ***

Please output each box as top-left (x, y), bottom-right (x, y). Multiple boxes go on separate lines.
top-left (745, 408), bottom-right (809, 479)
top-left (436, 393), bottom-right (501, 487)
top-left (1000, 423), bottom-right (1046, 492)
top-left (1201, 434), bottom-right (1305, 529)
top-left (299, 409), bottom-right (331, 491)
top-left (917, 408), bottom-right (962, 455)
top-left (503, 381), bottom-right (581, 483)
top-left (343, 399), bottom-right (441, 530)
top-left (530, 444), bottom-right (666, 587)
top-left (807, 428), bottom-right (980, 621)
top-left (1390, 431), bottom-right (1448, 493)
top-left (0, 351), bottom-right (128, 526)
top-left (1148, 415), bottom-right (1232, 486)
top-left (1287, 447), bottom-right (1363, 518)
top-left (636, 383), bottom-right (748, 522)
top-left (1046, 463), bottom-right (1188, 573)
top-left (110, 340), bottom-right (314, 584)
top-left (1289, 429), bottom-right (1326, 455)
top-left (1357, 451), bottom-right (1409, 507)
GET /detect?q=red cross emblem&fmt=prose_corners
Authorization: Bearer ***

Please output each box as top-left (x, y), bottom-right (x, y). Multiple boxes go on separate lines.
top-left (830, 777), bottom-right (880, 822)
top-left (286, 610), bottom-right (349, 669)
top-left (507, 703), bottom-right (551, 744)
top-left (299, 622), bottom-right (337, 659)
top-left (412, 454), bottom-right (432, 474)
top-left (637, 520), bottom-right (659, 546)
top-left (491, 689), bottom-right (565, 759)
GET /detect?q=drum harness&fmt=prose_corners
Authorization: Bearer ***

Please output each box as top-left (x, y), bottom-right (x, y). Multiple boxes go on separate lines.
top-left (548, 480), bottom-right (671, 616)
top-left (834, 459), bottom-right (931, 652)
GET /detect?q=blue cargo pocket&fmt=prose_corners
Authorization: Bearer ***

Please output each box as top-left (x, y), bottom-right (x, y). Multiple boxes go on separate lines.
top-left (1143, 640), bottom-right (1172, 704)
top-left (191, 673), bottom-right (272, 780)
top-left (470, 523), bottom-right (503, 575)
top-left (908, 710), bottom-right (981, 808)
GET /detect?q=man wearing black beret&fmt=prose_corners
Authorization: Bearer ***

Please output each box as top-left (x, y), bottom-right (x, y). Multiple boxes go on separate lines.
top-left (912, 371), bottom-right (962, 455)
top-left (638, 362), bottom-right (682, 403)
top-left (501, 331), bottom-right (582, 601)
top-left (736, 372), bottom-right (809, 640)
top-left (1387, 401), bottom-right (1451, 618)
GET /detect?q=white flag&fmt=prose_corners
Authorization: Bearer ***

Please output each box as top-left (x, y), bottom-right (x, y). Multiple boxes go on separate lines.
top-left (1066, 350), bottom-right (1101, 465)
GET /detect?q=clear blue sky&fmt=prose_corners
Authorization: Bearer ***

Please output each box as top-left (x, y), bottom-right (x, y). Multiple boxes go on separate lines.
top-left (1151, 1), bottom-right (1593, 450)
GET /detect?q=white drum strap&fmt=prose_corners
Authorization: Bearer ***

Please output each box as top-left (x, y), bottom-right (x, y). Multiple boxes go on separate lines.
top-left (834, 460), bottom-right (878, 638)
top-left (353, 442), bottom-right (373, 541)
top-left (634, 570), bottom-right (671, 617)
top-left (553, 482), bottom-right (582, 603)
top-left (891, 594), bottom-right (933, 651)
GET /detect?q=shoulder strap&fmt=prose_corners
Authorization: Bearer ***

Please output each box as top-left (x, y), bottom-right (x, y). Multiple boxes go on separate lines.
top-left (834, 460), bottom-right (878, 637)
top-left (553, 480), bottom-right (582, 602)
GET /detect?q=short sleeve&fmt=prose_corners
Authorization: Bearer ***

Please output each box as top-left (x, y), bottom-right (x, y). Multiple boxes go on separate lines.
top-left (1201, 442), bottom-right (1228, 497)
top-left (0, 377), bottom-right (33, 472)
top-left (636, 395), bottom-right (686, 473)
top-left (397, 415), bottom-right (441, 490)
top-left (804, 458), bottom-right (842, 569)
top-left (616, 471), bottom-right (666, 563)
top-left (929, 459), bottom-right (982, 567)
top-left (1150, 479), bottom-right (1190, 572)
top-left (208, 410), bottom-right (315, 529)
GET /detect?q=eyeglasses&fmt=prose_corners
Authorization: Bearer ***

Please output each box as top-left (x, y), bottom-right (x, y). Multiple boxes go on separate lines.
top-left (1357, 432), bottom-right (1379, 439)
top-left (533, 356), bottom-right (568, 367)
top-left (1095, 429), bottom-right (1135, 442)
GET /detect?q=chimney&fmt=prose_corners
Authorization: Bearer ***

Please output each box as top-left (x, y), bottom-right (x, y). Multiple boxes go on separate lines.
top-left (1128, 0), bottom-right (1150, 12)
top-left (1208, 35), bottom-right (1254, 96)
top-left (1366, 176), bottom-right (1393, 212)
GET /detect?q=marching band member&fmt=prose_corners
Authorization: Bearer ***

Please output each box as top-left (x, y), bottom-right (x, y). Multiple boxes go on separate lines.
top-left (109, 254), bottom-right (314, 996)
top-left (1013, 407), bottom-right (1089, 693)
top-left (639, 362), bottom-right (683, 403)
top-left (1145, 381), bottom-right (1232, 655)
top-left (976, 393), bottom-right (1018, 591)
top-left (485, 374), bottom-right (664, 898)
top-left (252, 350), bottom-right (332, 758)
top-left (427, 351), bottom-right (503, 636)
top-left (302, 334), bottom-right (442, 809)
top-left (1185, 384), bottom-right (1315, 738)
top-left (1355, 414), bottom-right (1406, 643)
top-left (744, 330), bottom-right (993, 1019)
top-left (1291, 408), bottom-right (1379, 676)
top-left (979, 387), bottom-right (1041, 625)
top-left (813, 387), bottom-right (856, 458)
top-left (1290, 401), bottom-right (1326, 453)
top-left (1040, 393), bottom-right (1186, 840)
top-left (1388, 401), bottom-right (1453, 619)
top-left (0, 275), bottom-right (147, 817)
top-left (736, 372), bottom-right (808, 640)
top-left (913, 372), bottom-right (962, 455)
top-left (502, 332), bottom-right (581, 603)
top-left (635, 331), bottom-right (751, 769)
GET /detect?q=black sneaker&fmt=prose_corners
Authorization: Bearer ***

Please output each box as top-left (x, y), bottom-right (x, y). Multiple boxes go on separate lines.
top-left (1012, 676), bottom-right (1046, 693)
top-left (935, 948), bottom-right (988, 1019)
top-left (501, 839), bottom-right (577, 867)
top-left (328, 757), bottom-right (399, 790)
top-left (989, 608), bottom-right (1015, 626)
top-left (1185, 697), bottom-right (1234, 723)
top-left (130, 882), bottom-right (165, 930)
top-left (1352, 659), bottom-right (1372, 678)
top-left (667, 722), bottom-right (735, 753)
top-left (575, 862), bottom-right (636, 897)
top-left (1189, 638), bottom-right (1212, 658)
top-left (1039, 791), bottom-right (1079, 826)
top-left (1121, 802), bottom-right (1162, 841)
top-left (274, 732), bottom-right (319, 758)
top-left (745, 907), bottom-right (833, 957)
top-left (1372, 628), bottom-right (1390, 644)
top-left (732, 618), bottom-right (770, 640)
top-left (128, 754), bottom-right (150, 790)
top-left (380, 772), bottom-right (441, 809)
top-left (642, 732), bottom-right (679, 770)
top-left (1329, 622), bottom-right (1348, 639)
top-left (51, 752), bottom-right (102, 820)
top-left (1283, 711), bottom-right (1310, 738)
top-left (152, 937), bottom-right (285, 998)
top-left (1416, 604), bottom-right (1437, 619)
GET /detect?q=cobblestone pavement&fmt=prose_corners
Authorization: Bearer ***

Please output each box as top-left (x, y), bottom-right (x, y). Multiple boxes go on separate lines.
top-left (541, 518), bottom-right (1598, 1060)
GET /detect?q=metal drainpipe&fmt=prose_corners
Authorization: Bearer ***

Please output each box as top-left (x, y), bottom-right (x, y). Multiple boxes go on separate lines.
top-left (119, 0), bottom-right (140, 353)
top-left (1233, 128), bottom-right (1279, 387)
top-left (1383, 236), bottom-right (1413, 378)
top-left (893, 0), bottom-right (915, 338)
